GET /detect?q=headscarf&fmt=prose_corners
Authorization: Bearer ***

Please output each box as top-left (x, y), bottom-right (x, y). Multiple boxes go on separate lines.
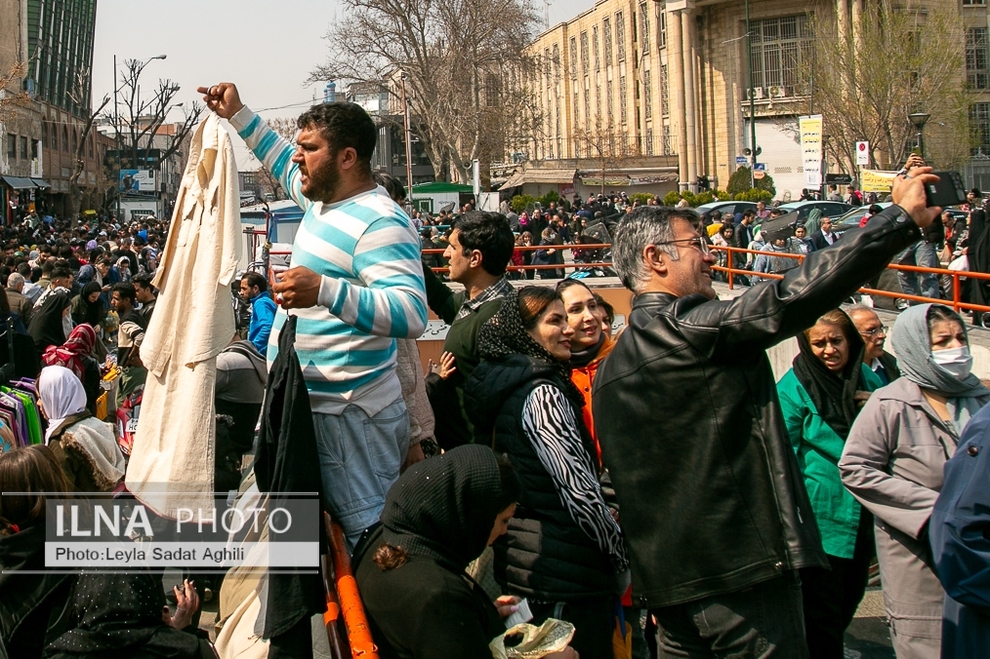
top-left (792, 310), bottom-right (867, 439)
top-left (38, 365), bottom-right (87, 443)
top-left (28, 293), bottom-right (71, 355)
top-left (42, 324), bottom-right (97, 381)
top-left (891, 303), bottom-right (990, 433)
top-left (804, 208), bottom-right (822, 237)
top-left (72, 281), bottom-right (104, 328)
top-left (380, 445), bottom-right (505, 573)
top-left (477, 291), bottom-right (585, 406)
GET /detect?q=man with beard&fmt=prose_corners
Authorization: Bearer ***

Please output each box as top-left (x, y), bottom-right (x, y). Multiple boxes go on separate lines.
top-left (199, 84), bottom-right (428, 548)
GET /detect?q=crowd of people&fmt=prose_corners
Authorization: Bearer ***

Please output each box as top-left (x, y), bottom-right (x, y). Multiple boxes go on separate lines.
top-left (4, 84), bottom-right (990, 659)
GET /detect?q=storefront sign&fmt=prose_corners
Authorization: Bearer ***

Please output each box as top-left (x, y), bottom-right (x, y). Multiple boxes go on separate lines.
top-left (799, 115), bottom-right (824, 188)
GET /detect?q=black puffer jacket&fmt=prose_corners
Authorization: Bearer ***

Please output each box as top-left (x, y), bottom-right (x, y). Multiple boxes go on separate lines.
top-left (466, 354), bottom-right (615, 600)
top-left (593, 204), bottom-right (922, 609)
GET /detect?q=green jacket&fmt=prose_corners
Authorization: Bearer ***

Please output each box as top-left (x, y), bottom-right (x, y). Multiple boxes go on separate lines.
top-left (423, 265), bottom-right (506, 444)
top-left (777, 364), bottom-right (882, 559)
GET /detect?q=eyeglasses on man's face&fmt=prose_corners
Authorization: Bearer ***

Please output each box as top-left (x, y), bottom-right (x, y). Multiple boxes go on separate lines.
top-left (655, 236), bottom-right (710, 255)
top-left (859, 325), bottom-right (888, 337)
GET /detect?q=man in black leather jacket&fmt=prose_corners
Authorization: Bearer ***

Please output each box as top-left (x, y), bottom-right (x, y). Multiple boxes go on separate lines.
top-left (592, 169), bottom-right (941, 657)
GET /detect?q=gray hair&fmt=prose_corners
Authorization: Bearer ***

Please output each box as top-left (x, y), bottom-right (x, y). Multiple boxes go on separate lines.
top-left (845, 304), bottom-right (877, 319)
top-left (7, 273), bottom-right (24, 290)
top-left (612, 206), bottom-right (699, 293)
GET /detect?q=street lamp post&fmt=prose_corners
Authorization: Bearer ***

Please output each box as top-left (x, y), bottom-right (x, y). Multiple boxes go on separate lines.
top-left (908, 112), bottom-right (931, 161)
top-left (745, 0), bottom-right (758, 189)
top-left (399, 72), bottom-right (414, 212)
top-left (820, 132), bottom-right (830, 200)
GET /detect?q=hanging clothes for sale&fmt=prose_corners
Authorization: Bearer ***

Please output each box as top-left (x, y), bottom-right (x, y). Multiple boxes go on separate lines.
top-left (125, 113), bottom-right (242, 519)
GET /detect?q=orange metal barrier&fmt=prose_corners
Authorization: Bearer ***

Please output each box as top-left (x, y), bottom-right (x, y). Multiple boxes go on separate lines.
top-left (326, 514), bottom-right (379, 659)
top-left (269, 240), bottom-right (990, 316)
top-left (710, 244), bottom-right (990, 316)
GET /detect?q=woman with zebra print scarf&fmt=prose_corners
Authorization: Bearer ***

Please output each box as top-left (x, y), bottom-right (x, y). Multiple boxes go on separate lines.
top-left (465, 286), bottom-right (629, 659)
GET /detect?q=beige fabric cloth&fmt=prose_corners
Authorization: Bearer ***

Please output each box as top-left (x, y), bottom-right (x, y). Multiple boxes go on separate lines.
top-left (125, 114), bottom-right (242, 519)
top-left (395, 338), bottom-right (434, 444)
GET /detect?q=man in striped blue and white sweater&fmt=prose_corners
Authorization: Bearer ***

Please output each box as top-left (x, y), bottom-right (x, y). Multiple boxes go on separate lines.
top-left (199, 83), bottom-right (428, 547)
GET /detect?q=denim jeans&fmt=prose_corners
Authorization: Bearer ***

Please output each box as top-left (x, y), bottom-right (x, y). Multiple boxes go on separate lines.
top-left (652, 571), bottom-right (809, 658)
top-left (312, 397), bottom-right (409, 549)
top-left (896, 241), bottom-right (940, 301)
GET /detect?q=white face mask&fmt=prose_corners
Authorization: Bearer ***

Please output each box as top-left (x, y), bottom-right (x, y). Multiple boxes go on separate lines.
top-left (932, 346), bottom-right (973, 379)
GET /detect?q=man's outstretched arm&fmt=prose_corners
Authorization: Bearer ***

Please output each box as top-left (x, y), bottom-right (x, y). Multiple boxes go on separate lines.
top-left (198, 83), bottom-right (309, 211)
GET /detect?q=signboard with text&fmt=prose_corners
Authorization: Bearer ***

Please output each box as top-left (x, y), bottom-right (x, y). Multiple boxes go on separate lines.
top-left (119, 169), bottom-right (157, 193)
top-left (856, 141), bottom-right (870, 166)
top-left (799, 115), bottom-right (824, 188)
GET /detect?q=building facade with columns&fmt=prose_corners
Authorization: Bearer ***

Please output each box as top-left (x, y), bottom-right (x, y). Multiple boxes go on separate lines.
top-left (526, 0), bottom-right (990, 200)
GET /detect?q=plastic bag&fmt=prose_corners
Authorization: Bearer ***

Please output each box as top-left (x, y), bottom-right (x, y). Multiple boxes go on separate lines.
top-left (490, 619), bottom-right (575, 659)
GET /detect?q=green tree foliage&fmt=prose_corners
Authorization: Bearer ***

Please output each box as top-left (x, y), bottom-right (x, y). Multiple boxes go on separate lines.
top-left (511, 194), bottom-right (539, 213)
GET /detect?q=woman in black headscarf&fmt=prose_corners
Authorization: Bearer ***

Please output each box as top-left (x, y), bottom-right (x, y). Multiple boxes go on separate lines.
top-left (27, 292), bottom-right (71, 356)
top-left (464, 287), bottom-right (627, 659)
top-left (70, 281), bottom-right (104, 329)
top-left (355, 445), bottom-right (569, 659)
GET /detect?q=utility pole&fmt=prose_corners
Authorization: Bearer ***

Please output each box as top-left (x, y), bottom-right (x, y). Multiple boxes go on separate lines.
top-left (746, 0), bottom-right (757, 189)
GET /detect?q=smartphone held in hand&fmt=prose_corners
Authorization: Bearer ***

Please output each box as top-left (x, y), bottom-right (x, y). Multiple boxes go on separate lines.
top-left (924, 171), bottom-right (967, 208)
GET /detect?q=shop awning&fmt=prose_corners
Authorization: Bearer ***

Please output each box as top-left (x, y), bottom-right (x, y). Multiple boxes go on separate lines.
top-left (499, 168), bottom-right (576, 189)
top-left (30, 178), bottom-right (51, 188)
top-left (1, 176), bottom-right (37, 189)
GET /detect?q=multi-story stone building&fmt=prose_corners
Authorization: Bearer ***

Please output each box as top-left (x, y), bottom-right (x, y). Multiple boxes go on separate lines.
top-left (524, 0), bottom-right (990, 200)
top-left (1, 0), bottom-right (107, 220)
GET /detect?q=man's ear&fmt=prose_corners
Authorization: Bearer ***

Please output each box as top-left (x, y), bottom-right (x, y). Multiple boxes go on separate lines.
top-left (469, 249), bottom-right (483, 269)
top-left (644, 244), bottom-right (667, 276)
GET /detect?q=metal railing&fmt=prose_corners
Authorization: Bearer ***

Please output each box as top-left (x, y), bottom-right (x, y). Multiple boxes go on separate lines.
top-left (710, 245), bottom-right (990, 316)
top-left (267, 241), bottom-right (990, 316)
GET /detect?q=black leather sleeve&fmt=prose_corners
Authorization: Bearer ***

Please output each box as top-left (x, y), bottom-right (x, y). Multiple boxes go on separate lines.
top-left (673, 204), bottom-right (922, 358)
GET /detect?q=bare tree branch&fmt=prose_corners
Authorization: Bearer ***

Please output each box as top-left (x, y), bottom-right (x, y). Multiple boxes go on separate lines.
top-left (806, 0), bottom-right (970, 173)
top-left (309, 0), bottom-right (541, 181)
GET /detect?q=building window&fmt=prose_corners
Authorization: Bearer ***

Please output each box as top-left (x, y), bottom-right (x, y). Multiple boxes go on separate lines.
top-left (593, 27), bottom-right (601, 71)
top-left (662, 124), bottom-right (672, 155)
top-left (964, 0), bottom-right (986, 5)
top-left (616, 11), bottom-right (626, 61)
top-left (968, 28), bottom-right (989, 89)
top-left (553, 43), bottom-right (561, 82)
top-left (606, 79), bottom-right (614, 120)
top-left (62, 126), bottom-right (68, 152)
top-left (604, 18), bottom-right (613, 66)
top-left (581, 32), bottom-right (590, 74)
top-left (661, 64), bottom-right (670, 116)
top-left (646, 127), bottom-right (655, 156)
top-left (573, 91), bottom-right (581, 133)
top-left (644, 70), bottom-right (653, 120)
top-left (20, 136), bottom-right (28, 160)
top-left (640, 2), bottom-right (650, 52)
top-left (658, 8), bottom-right (666, 49)
top-left (620, 75), bottom-right (628, 123)
top-left (750, 15), bottom-right (812, 90)
top-left (7, 135), bottom-right (17, 160)
top-left (584, 81), bottom-right (591, 130)
top-left (971, 103), bottom-right (990, 155)
top-left (32, 139), bottom-right (40, 160)
top-left (596, 79), bottom-right (602, 119)
top-left (570, 37), bottom-right (578, 79)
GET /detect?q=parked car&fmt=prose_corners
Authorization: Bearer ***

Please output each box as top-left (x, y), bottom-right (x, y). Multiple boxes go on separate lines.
top-left (833, 204), bottom-right (968, 237)
top-left (695, 201), bottom-right (759, 224)
top-left (775, 200), bottom-right (853, 223)
top-left (833, 203), bottom-right (891, 236)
